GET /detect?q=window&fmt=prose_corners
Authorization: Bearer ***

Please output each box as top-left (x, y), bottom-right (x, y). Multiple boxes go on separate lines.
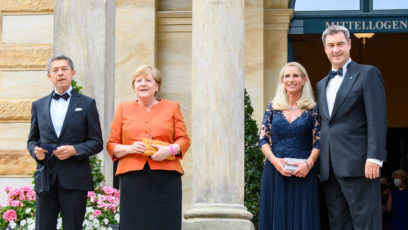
top-left (294, 0), bottom-right (360, 11)
top-left (373, 0), bottom-right (408, 10)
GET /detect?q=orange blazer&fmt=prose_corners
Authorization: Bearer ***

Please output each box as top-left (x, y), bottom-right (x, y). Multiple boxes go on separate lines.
top-left (107, 99), bottom-right (190, 175)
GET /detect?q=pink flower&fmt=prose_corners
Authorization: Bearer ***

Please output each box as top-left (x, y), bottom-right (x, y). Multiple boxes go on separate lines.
top-left (21, 186), bottom-right (31, 192)
top-left (11, 200), bottom-right (23, 207)
top-left (88, 191), bottom-right (96, 198)
top-left (3, 186), bottom-right (12, 192)
top-left (2, 210), bottom-right (17, 222)
top-left (97, 201), bottom-right (105, 208)
top-left (103, 186), bottom-right (115, 195)
top-left (19, 194), bottom-right (26, 200)
top-left (113, 189), bottom-right (119, 198)
top-left (93, 209), bottom-right (102, 217)
top-left (27, 190), bottom-right (36, 200)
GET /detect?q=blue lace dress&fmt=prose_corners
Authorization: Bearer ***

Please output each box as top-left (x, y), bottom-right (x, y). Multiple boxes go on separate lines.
top-left (258, 104), bottom-right (321, 230)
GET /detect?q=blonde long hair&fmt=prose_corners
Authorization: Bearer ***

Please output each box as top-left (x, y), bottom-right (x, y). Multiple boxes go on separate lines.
top-left (272, 62), bottom-right (316, 110)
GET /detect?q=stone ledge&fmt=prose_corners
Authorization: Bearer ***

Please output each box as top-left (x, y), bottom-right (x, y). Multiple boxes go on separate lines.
top-left (264, 0), bottom-right (290, 9)
top-left (0, 99), bottom-right (33, 121)
top-left (264, 9), bottom-right (294, 23)
top-left (157, 11), bottom-right (191, 18)
top-left (264, 9), bottom-right (293, 31)
top-left (0, 150), bottom-right (36, 176)
top-left (0, 0), bottom-right (53, 14)
top-left (157, 11), bottom-right (192, 32)
top-left (184, 204), bottom-right (253, 220)
top-left (183, 219), bottom-right (255, 230)
top-left (0, 44), bottom-right (52, 70)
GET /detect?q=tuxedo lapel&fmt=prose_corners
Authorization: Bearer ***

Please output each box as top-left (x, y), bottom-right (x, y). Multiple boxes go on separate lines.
top-left (59, 90), bottom-right (81, 138)
top-left (330, 62), bottom-right (359, 121)
top-left (319, 76), bottom-right (331, 121)
top-left (44, 92), bottom-right (59, 139)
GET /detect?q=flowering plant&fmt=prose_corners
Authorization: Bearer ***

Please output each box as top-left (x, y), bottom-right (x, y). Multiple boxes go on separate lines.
top-left (0, 186), bottom-right (120, 230)
top-left (0, 186), bottom-right (36, 230)
top-left (83, 186), bottom-right (120, 230)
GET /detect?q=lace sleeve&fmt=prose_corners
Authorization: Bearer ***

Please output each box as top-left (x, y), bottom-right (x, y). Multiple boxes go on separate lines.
top-left (259, 103), bottom-right (274, 148)
top-left (312, 105), bottom-right (321, 149)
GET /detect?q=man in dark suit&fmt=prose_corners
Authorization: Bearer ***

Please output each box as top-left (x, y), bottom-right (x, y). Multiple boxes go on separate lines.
top-left (317, 25), bottom-right (387, 230)
top-left (27, 54), bottom-right (103, 229)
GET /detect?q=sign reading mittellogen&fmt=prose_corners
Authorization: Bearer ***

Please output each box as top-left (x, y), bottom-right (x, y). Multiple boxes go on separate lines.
top-left (290, 17), bottom-right (408, 34)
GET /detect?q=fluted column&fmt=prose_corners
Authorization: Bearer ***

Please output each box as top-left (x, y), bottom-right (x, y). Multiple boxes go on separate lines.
top-left (264, 8), bottom-right (293, 106)
top-left (53, 0), bottom-right (115, 187)
top-left (183, 0), bottom-right (254, 229)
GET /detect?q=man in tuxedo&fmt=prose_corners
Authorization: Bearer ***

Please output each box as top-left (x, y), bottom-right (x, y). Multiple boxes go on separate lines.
top-left (27, 54), bottom-right (103, 229)
top-left (316, 25), bottom-right (387, 230)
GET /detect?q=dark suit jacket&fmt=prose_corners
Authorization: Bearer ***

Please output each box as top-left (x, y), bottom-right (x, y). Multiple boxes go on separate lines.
top-left (27, 90), bottom-right (103, 191)
top-left (317, 61), bottom-right (387, 182)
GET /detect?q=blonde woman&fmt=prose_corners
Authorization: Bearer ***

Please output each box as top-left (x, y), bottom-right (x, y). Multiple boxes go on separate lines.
top-left (258, 62), bottom-right (321, 229)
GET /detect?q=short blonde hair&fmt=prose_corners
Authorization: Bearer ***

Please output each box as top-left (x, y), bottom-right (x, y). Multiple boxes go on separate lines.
top-left (131, 65), bottom-right (162, 91)
top-left (272, 62), bottom-right (316, 110)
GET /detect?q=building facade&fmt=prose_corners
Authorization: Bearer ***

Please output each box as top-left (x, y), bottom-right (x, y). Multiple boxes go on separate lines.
top-left (0, 0), bottom-right (407, 228)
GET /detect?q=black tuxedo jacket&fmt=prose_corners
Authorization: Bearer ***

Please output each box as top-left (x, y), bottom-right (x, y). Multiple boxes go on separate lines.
top-left (27, 90), bottom-right (103, 191)
top-left (317, 61), bottom-right (387, 182)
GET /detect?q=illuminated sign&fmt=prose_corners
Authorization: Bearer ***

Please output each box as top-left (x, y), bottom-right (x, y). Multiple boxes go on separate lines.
top-left (325, 19), bottom-right (408, 31)
top-left (290, 17), bottom-right (408, 34)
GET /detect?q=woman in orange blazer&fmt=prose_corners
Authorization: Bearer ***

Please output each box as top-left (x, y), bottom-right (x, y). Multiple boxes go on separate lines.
top-left (107, 65), bottom-right (190, 230)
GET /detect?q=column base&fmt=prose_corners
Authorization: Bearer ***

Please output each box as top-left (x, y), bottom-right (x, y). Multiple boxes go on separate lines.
top-left (183, 204), bottom-right (254, 230)
top-left (183, 218), bottom-right (254, 230)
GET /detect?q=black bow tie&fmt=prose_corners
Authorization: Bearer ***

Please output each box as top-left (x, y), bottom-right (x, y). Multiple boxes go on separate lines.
top-left (52, 93), bottom-right (70, 101)
top-left (328, 68), bottom-right (343, 79)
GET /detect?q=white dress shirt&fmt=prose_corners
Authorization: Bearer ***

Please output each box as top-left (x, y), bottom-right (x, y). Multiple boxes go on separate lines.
top-left (326, 59), bottom-right (382, 167)
top-left (50, 87), bottom-right (72, 138)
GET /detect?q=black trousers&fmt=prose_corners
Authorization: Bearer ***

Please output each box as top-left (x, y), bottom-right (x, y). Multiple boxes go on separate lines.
top-left (35, 178), bottom-right (87, 230)
top-left (322, 166), bottom-right (381, 230)
top-left (119, 163), bottom-right (182, 230)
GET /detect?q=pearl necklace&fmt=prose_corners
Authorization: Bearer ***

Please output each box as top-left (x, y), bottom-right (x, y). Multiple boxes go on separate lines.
top-left (289, 106), bottom-right (298, 110)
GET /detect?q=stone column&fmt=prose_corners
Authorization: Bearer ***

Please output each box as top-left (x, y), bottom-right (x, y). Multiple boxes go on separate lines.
top-left (53, 0), bottom-right (116, 186)
top-left (183, 1), bottom-right (254, 229)
top-left (115, 0), bottom-right (156, 106)
top-left (264, 9), bottom-right (293, 106)
top-left (245, 0), bottom-right (264, 125)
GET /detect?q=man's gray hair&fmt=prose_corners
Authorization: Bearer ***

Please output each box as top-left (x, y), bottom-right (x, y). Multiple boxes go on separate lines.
top-left (46, 54), bottom-right (75, 73)
top-left (321, 25), bottom-right (350, 44)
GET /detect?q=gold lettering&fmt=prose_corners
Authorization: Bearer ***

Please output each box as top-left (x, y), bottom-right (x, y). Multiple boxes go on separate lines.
top-left (375, 21), bottom-right (383, 29)
top-left (384, 21), bottom-right (392, 29)
top-left (348, 21), bottom-right (354, 30)
top-left (355, 21), bottom-right (361, 30)
top-left (323, 20), bottom-right (408, 32)
top-left (345, 21), bottom-right (353, 30)
top-left (393, 20), bottom-right (398, 29)
top-left (325, 21), bottom-right (335, 28)
top-left (400, 20), bottom-right (407, 29)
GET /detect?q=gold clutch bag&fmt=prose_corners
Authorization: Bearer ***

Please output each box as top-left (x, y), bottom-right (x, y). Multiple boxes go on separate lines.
top-left (141, 138), bottom-right (176, 160)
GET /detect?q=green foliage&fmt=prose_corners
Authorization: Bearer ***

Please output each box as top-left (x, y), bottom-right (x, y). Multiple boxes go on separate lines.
top-left (71, 80), bottom-right (105, 190)
top-left (244, 89), bottom-right (265, 229)
top-left (71, 79), bottom-right (83, 93)
top-left (90, 155), bottom-right (106, 190)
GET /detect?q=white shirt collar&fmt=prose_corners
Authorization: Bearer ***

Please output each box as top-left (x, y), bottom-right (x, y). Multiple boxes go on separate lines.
top-left (54, 86), bottom-right (73, 96)
top-left (331, 59), bottom-right (352, 77)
